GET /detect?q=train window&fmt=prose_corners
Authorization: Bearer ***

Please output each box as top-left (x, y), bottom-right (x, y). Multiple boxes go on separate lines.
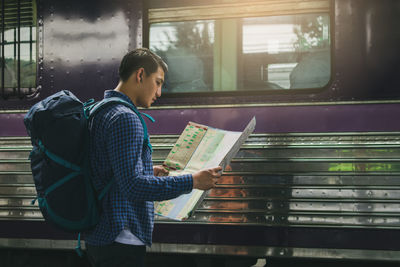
top-left (0, 0), bottom-right (37, 100)
top-left (148, 0), bottom-right (331, 94)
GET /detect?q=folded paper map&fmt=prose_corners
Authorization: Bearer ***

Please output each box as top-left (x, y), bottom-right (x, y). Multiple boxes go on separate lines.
top-left (154, 117), bottom-right (256, 221)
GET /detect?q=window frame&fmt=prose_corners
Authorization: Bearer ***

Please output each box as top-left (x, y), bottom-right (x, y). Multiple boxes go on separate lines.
top-left (0, 0), bottom-right (39, 100)
top-left (144, 0), bottom-right (335, 105)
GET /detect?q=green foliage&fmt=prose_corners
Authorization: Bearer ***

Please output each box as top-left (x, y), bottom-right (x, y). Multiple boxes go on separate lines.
top-left (293, 15), bottom-right (330, 51)
top-left (154, 21), bottom-right (213, 55)
top-left (0, 58), bottom-right (36, 88)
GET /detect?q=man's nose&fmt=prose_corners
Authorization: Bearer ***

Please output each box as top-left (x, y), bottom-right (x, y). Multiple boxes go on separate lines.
top-left (156, 86), bottom-right (162, 97)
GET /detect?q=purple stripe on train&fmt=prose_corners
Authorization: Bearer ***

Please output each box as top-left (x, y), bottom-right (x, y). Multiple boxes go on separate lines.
top-left (2, 103), bottom-right (400, 137)
top-left (144, 104), bottom-right (400, 134)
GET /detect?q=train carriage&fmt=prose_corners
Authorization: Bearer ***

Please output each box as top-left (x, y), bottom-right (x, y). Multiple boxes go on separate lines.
top-left (0, 0), bottom-right (400, 266)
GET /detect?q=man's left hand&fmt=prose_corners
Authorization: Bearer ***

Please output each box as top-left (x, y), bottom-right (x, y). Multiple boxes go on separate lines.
top-left (153, 165), bottom-right (169, 176)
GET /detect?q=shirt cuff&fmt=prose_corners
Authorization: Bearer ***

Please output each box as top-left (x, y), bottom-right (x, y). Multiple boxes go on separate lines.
top-left (181, 174), bottom-right (193, 193)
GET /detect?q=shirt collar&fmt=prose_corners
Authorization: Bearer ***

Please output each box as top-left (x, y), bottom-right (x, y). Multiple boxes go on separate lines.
top-left (104, 90), bottom-right (137, 108)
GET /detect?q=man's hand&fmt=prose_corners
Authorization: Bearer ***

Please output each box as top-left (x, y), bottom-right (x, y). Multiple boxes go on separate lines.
top-left (153, 165), bottom-right (169, 176)
top-left (192, 166), bottom-right (222, 190)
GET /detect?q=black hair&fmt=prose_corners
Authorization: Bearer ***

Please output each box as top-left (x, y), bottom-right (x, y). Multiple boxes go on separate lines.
top-left (118, 48), bottom-right (168, 82)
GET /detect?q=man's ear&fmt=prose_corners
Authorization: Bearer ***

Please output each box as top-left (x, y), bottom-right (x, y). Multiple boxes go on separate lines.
top-left (137, 68), bottom-right (144, 83)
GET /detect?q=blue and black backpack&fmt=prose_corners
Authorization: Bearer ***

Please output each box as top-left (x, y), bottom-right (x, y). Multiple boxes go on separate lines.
top-left (23, 90), bottom-right (154, 255)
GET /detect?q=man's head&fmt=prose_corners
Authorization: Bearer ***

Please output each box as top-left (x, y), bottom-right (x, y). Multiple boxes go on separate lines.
top-left (119, 48), bottom-right (168, 82)
top-left (117, 48), bottom-right (168, 108)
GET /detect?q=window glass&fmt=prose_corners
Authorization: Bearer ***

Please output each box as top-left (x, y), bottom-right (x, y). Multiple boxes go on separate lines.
top-left (150, 20), bottom-right (214, 93)
top-left (1, 0), bottom-right (37, 99)
top-left (150, 13), bottom-right (330, 93)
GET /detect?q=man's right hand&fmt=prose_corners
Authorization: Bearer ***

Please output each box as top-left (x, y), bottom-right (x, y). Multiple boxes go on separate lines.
top-left (192, 166), bottom-right (222, 190)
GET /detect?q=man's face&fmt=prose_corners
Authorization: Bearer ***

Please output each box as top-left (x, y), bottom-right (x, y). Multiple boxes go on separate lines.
top-left (138, 66), bottom-right (164, 108)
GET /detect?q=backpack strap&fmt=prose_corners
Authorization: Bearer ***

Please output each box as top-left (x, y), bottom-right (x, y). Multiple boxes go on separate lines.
top-left (84, 97), bottom-right (155, 152)
top-left (80, 97), bottom-right (155, 210)
top-left (37, 140), bottom-right (82, 171)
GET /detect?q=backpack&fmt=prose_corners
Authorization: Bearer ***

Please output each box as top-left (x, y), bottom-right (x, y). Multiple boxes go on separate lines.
top-left (24, 90), bottom-right (154, 255)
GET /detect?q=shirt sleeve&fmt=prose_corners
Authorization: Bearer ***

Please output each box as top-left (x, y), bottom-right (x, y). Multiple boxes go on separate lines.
top-left (106, 110), bottom-right (193, 201)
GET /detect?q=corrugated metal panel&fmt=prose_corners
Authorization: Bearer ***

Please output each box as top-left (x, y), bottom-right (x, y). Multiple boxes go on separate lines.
top-left (2, 133), bottom-right (400, 229)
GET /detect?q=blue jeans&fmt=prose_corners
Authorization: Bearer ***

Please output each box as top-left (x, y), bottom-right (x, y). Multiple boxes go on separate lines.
top-left (86, 242), bottom-right (146, 267)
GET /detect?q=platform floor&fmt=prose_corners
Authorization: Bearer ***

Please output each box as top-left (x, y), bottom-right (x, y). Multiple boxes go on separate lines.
top-left (1, 249), bottom-right (400, 267)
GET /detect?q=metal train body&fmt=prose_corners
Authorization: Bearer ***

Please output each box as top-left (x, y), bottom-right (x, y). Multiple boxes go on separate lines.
top-left (0, 0), bottom-right (400, 263)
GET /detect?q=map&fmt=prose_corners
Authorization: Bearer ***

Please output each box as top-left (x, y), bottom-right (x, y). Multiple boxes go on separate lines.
top-left (154, 117), bottom-right (256, 221)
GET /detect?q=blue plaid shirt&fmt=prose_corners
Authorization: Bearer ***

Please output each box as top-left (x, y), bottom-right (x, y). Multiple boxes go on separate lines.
top-left (84, 90), bottom-right (193, 246)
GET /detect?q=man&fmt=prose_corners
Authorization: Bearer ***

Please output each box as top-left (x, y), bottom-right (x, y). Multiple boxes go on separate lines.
top-left (84, 48), bottom-right (222, 267)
